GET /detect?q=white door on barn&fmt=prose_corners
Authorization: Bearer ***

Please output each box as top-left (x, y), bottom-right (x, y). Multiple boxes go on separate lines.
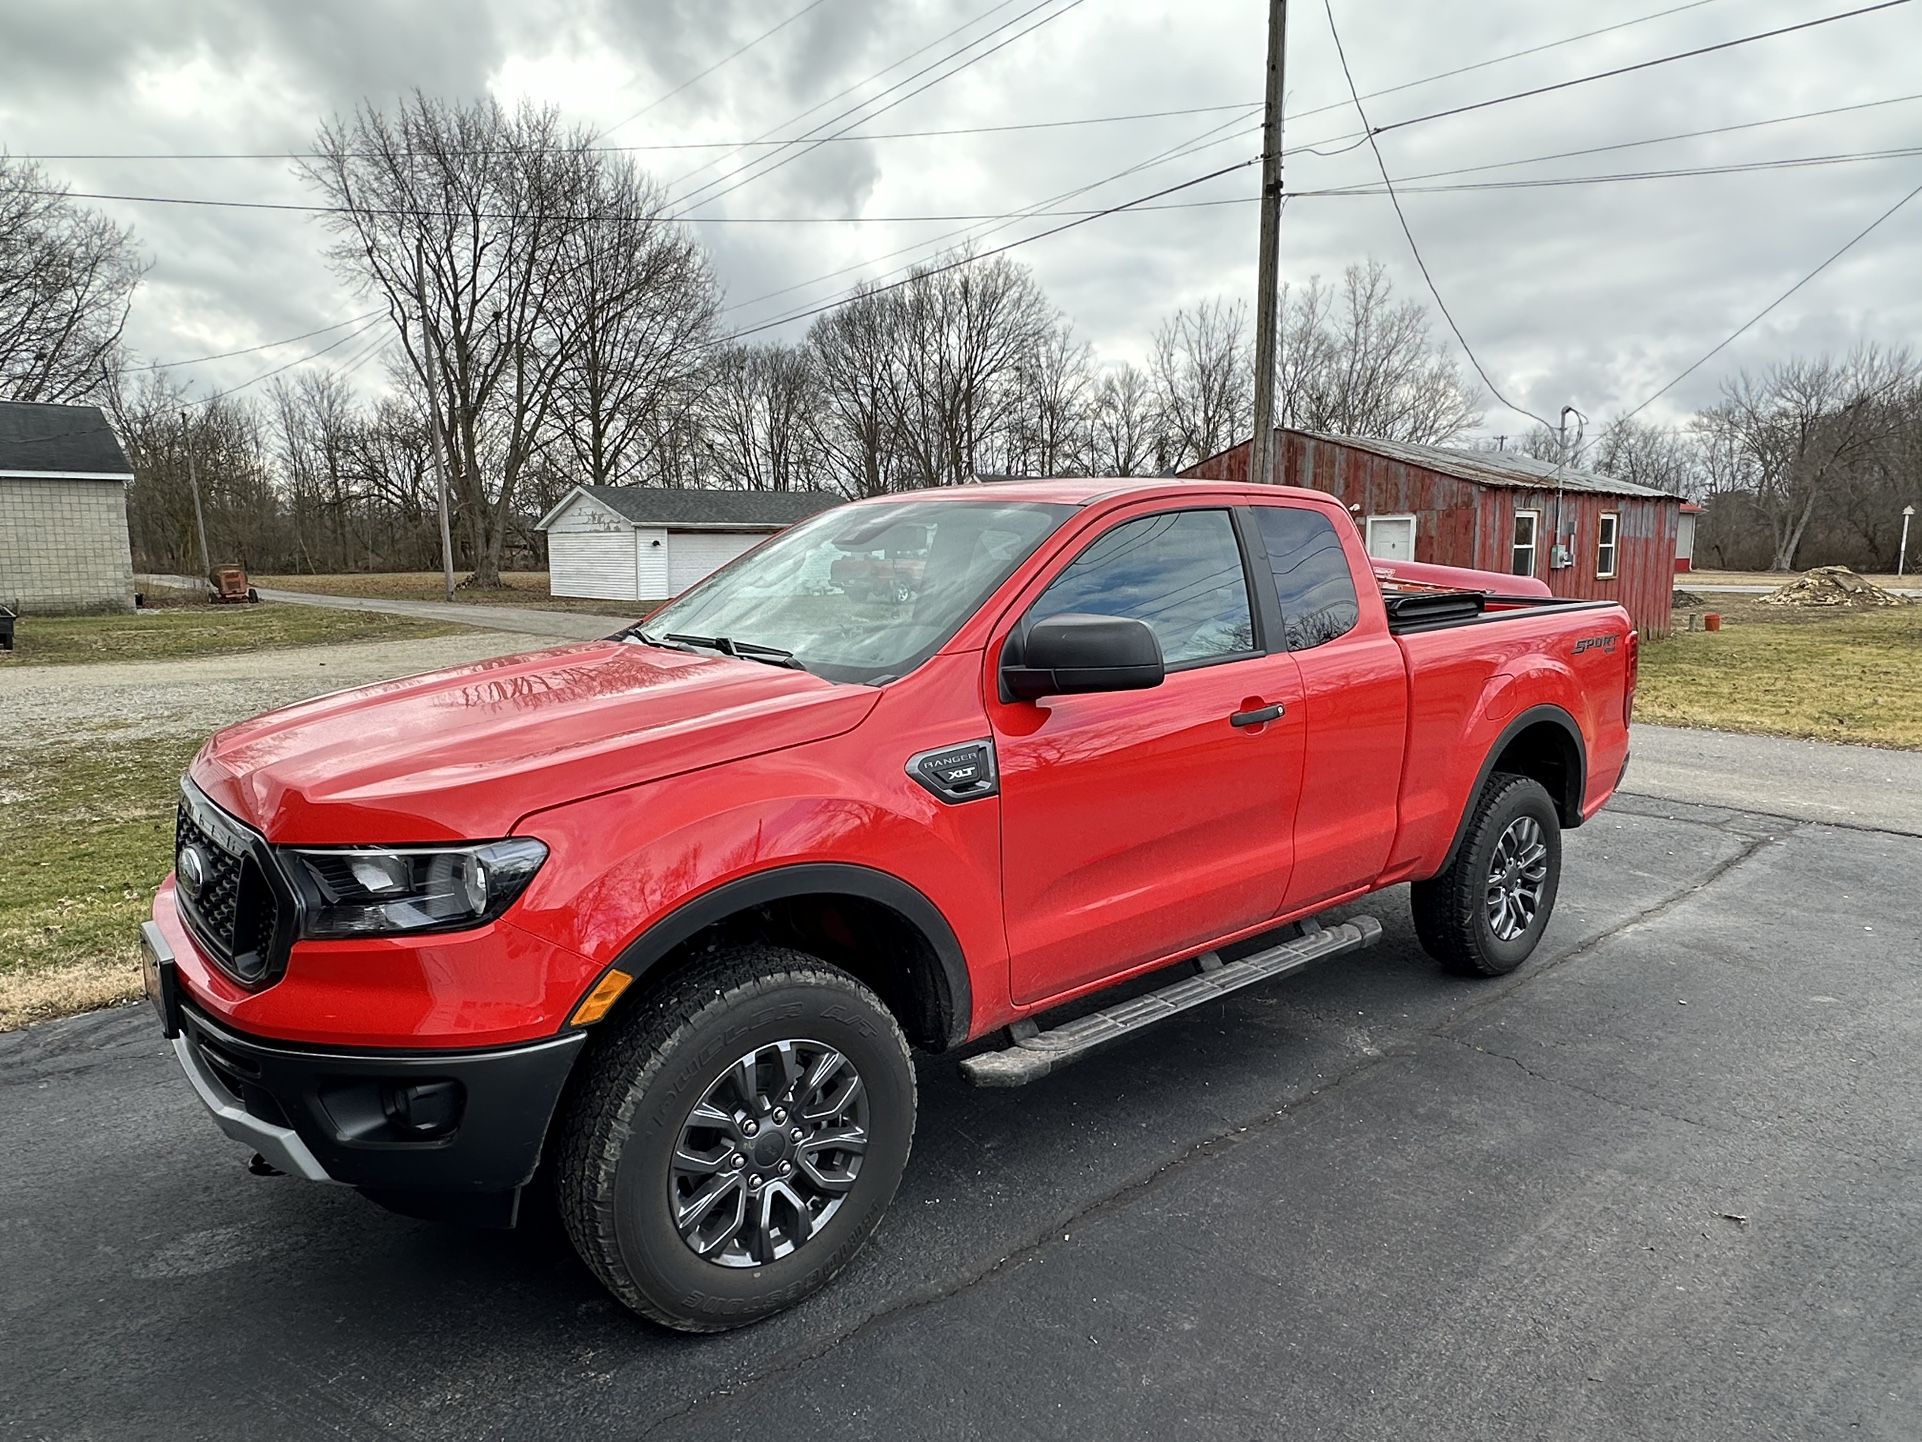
top-left (1364, 514), bottom-right (1417, 562)
top-left (667, 530), bottom-right (762, 594)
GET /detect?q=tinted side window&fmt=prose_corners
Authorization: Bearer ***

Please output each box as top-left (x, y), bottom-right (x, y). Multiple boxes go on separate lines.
top-left (1031, 509), bottom-right (1254, 666)
top-left (1256, 507), bottom-right (1360, 650)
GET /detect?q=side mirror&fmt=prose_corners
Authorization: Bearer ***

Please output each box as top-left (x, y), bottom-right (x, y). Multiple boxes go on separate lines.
top-left (1003, 614), bottom-right (1165, 701)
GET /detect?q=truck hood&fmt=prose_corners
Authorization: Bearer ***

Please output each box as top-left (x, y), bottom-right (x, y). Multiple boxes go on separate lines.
top-left (191, 640), bottom-right (879, 843)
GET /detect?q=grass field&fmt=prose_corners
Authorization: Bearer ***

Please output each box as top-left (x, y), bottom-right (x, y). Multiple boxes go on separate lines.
top-left (2, 605), bottom-right (464, 666)
top-left (0, 735), bottom-right (199, 1029)
top-left (1642, 596), bottom-right (1922, 749)
top-left (254, 571), bottom-right (649, 614)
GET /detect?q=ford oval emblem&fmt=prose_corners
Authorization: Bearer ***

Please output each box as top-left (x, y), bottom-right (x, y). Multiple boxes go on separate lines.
top-left (177, 845), bottom-right (208, 900)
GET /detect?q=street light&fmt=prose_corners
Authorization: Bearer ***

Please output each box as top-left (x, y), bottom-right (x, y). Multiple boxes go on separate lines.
top-left (1901, 504), bottom-right (1915, 578)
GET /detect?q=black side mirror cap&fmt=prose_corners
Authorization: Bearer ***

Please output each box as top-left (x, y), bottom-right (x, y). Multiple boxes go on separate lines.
top-left (1003, 614), bottom-right (1165, 700)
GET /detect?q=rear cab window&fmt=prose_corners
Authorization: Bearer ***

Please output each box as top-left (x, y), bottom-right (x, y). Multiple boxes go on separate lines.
top-left (1253, 506), bottom-right (1361, 650)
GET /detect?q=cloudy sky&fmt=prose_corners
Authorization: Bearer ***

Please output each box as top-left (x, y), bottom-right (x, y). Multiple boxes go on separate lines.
top-left (3, 0), bottom-right (1918, 436)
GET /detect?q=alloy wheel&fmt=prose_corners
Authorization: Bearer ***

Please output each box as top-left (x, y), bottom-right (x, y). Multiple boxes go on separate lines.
top-left (670, 1039), bottom-right (869, 1268)
top-left (1485, 815), bottom-right (1549, 942)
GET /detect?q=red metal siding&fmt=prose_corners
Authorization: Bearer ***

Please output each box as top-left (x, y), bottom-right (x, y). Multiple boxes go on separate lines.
top-left (1184, 432), bottom-right (1678, 638)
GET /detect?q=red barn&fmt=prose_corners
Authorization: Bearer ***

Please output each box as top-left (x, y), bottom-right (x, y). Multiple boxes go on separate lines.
top-left (1184, 429), bottom-right (1684, 639)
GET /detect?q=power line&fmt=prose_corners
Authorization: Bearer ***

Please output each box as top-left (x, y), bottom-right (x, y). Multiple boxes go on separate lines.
top-left (670, 0), bottom-right (1090, 218)
top-left (114, 309), bottom-right (385, 372)
top-left (594, 0), bottom-right (837, 143)
top-left (1320, 0), bottom-right (1555, 429)
top-left (1298, 146), bottom-right (1922, 197)
top-left (727, 156), bottom-right (1262, 341)
top-left (722, 112), bottom-right (1263, 327)
top-left (1304, 93), bottom-right (1922, 193)
top-left (189, 317), bottom-right (387, 407)
top-left (1619, 173), bottom-right (1922, 421)
top-left (1371, 0), bottom-right (1917, 140)
top-left (657, 0), bottom-right (1022, 195)
top-left (14, 104), bottom-right (1261, 162)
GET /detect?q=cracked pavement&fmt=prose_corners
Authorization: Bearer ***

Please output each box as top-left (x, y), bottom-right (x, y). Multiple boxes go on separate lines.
top-left (5, 769), bottom-right (1921, 1438)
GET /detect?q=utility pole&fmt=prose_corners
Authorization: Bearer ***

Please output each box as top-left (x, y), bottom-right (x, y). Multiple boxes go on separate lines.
top-left (180, 410), bottom-right (212, 583)
top-left (1248, 0), bottom-right (1288, 487)
top-left (410, 240), bottom-right (457, 602)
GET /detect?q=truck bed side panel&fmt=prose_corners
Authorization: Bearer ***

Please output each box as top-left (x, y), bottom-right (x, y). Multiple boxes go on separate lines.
top-left (1384, 607), bottom-right (1632, 883)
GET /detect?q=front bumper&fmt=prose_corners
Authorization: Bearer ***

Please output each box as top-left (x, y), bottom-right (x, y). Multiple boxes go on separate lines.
top-left (144, 922), bottom-right (585, 1201)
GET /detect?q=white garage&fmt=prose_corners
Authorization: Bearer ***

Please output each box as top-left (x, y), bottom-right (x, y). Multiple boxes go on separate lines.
top-left (536, 485), bottom-right (841, 603)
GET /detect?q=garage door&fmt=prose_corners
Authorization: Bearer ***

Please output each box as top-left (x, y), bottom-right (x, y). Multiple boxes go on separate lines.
top-left (549, 530), bottom-right (639, 600)
top-left (669, 531), bottom-right (761, 594)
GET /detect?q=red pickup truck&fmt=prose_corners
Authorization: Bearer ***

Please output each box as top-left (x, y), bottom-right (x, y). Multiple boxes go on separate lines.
top-left (143, 478), bottom-right (1635, 1331)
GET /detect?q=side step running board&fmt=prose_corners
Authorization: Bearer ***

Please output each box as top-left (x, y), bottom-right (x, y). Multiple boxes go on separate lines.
top-left (959, 916), bottom-right (1383, 1088)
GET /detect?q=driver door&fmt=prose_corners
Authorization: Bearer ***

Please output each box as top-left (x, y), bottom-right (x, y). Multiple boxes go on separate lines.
top-left (990, 506), bottom-right (1306, 1006)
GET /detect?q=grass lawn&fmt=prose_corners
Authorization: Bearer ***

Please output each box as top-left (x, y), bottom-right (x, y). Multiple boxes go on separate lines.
top-left (254, 571), bottom-right (651, 614)
top-left (0, 736), bottom-right (198, 1029)
top-left (1641, 597), bottom-right (1922, 749)
top-left (2, 605), bottom-right (465, 666)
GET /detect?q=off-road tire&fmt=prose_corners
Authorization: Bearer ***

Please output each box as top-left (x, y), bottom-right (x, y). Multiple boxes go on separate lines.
top-left (555, 945), bottom-right (915, 1332)
top-left (1411, 772), bottom-right (1562, 977)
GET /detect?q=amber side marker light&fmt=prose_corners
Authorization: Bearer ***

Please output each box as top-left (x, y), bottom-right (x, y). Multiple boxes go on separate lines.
top-left (571, 969), bottom-right (633, 1026)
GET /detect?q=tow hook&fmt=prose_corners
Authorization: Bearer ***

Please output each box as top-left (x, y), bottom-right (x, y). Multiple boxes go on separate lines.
top-left (247, 1153), bottom-right (285, 1178)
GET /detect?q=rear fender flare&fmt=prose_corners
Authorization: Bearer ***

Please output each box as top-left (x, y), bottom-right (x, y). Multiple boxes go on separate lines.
top-left (1439, 704), bottom-right (1587, 872)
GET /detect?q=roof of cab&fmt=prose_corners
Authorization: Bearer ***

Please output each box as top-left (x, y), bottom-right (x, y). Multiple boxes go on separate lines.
top-left (877, 476), bottom-right (1338, 507)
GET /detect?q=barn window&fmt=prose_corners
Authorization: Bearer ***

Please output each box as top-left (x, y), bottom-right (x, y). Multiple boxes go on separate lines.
top-left (1511, 510), bottom-right (1539, 577)
top-left (1596, 512), bottom-right (1619, 579)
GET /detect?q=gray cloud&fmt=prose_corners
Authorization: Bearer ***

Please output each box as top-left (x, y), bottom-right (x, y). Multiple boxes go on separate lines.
top-left (2, 0), bottom-right (1916, 434)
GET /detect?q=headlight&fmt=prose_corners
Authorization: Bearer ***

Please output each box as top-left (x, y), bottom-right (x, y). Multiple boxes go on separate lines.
top-left (283, 839), bottom-right (548, 939)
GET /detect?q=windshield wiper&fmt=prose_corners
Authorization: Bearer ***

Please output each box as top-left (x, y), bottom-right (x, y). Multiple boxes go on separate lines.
top-left (661, 631), bottom-right (809, 671)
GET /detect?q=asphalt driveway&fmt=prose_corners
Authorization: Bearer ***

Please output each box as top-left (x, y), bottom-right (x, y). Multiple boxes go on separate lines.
top-left (4, 753), bottom-right (1920, 1438)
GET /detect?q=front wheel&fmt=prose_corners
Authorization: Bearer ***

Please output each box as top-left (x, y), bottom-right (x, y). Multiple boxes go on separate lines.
top-left (1411, 772), bottom-right (1562, 977)
top-left (554, 945), bottom-right (915, 1332)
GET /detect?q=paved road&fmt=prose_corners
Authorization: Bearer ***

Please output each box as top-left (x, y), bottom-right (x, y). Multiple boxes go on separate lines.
top-left (256, 586), bottom-right (636, 641)
top-left (1627, 723), bottom-right (1922, 836)
top-left (7, 757), bottom-right (1922, 1438)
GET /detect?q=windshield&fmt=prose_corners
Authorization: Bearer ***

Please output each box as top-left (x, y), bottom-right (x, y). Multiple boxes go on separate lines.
top-left (637, 497), bottom-right (1073, 684)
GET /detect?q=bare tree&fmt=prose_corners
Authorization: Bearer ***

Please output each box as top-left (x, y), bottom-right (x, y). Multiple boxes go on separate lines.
top-left (1697, 345), bottom-right (1916, 570)
top-left (1151, 297), bottom-right (1252, 470)
top-left (300, 93), bottom-right (712, 586)
top-left (1001, 321), bottom-right (1093, 477)
top-left (1586, 416), bottom-right (1701, 497)
top-left (546, 161), bottom-right (719, 487)
top-left (0, 157), bottom-right (147, 401)
top-left (702, 342), bottom-right (823, 491)
top-left (1273, 261), bottom-right (1481, 444)
top-left (1090, 363), bottom-right (1160, 475)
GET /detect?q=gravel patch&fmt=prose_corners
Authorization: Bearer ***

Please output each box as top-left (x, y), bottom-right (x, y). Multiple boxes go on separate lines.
top-left (1, 630), bottom-right (566, 746)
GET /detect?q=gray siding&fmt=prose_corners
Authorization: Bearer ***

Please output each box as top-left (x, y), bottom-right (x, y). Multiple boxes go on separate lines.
top-left (0, 476), bottom-right (134, 613)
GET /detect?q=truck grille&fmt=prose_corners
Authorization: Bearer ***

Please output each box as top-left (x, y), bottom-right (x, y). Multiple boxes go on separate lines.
top-left (175, 783), bottom-right (285, 986)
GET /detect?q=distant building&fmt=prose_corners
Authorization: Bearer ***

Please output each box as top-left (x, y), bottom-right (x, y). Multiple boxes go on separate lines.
top-left (1676, 502), bottom-right (1702, 573)
top-left (1184, 428), bottom-right (1685, 638)
top-left (0, 401), bottom-right (135, 614)
top-left (536, 485), bottom-right (841, 602)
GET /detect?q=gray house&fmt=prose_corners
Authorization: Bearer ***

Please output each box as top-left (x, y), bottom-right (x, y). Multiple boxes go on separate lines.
top-left (537, 485), bottom-right (840, 601)
top-left (0, 401), bottom-right (135, 613)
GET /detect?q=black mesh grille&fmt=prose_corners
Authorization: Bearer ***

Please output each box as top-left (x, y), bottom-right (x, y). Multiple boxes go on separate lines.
top-left (175, 790), bottom-right (283, 986)
top-left (176, 802), bottom-right (244, 956)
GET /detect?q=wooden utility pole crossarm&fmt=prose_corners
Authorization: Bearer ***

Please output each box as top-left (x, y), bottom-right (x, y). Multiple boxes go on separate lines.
top-left (1249, 0), bottom-right (1288, 487)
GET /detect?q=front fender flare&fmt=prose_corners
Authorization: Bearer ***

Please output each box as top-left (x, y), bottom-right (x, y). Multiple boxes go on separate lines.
top-left (581, 862), bottom-right (973, 1049)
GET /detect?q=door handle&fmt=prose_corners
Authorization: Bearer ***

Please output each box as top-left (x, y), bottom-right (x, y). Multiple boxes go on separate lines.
top-left (1230, 703), bottom-right (1285, 728)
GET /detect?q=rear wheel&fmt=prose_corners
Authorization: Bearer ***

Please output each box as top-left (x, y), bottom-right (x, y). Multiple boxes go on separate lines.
top-left (1411, 773), bottom-right (1562, 977)
top-left (555, 945), bottom-right (915, 1332)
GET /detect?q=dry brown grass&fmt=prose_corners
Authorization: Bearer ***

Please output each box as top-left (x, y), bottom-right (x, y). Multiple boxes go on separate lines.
top-left (0, 957), bottom-right (143, 1032)
top-left (1643, 596), bottom-right (1922, 748)
top-left (254, 571), bottom-right (651, 614)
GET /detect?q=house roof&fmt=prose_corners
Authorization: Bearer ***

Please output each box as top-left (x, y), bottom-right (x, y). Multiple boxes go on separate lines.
top-left (1298, 430), bottom-right (1678, 501)
top-left (0, 401), bottom-right (133, 479)
top-left (540, 484), bottom-right (842, 531)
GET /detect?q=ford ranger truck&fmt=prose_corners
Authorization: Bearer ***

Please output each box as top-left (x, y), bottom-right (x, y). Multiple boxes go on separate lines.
top-left (142, 478), bottom-right (1635, 1332)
